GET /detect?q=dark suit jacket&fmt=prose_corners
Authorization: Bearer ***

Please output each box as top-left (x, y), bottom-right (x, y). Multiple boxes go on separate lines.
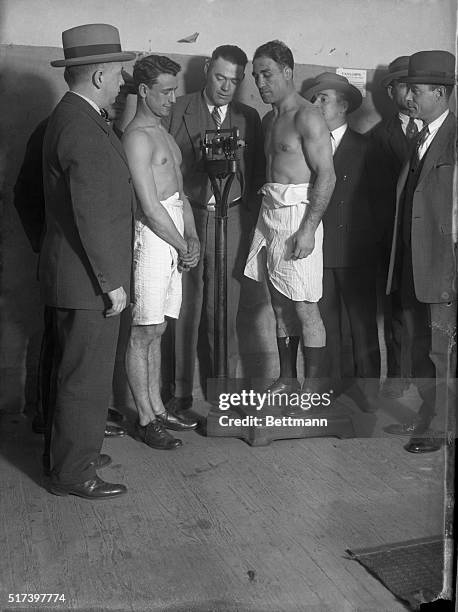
top-left (14, 118), bottom-right (49, 253)
top-left (367, 114), bottom-right (411, 242)
top-left (387, 111), bottom-right (457, 303)
top-left (323, 127), bottom-right (377, 268)
top-left (40, 92), bottom-right (134, 310)
top-left (166, 91), bottom-right (265, 222)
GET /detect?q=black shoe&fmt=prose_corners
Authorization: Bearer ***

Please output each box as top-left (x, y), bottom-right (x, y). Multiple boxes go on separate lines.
top-left (265, 378), bottom-right (301, 395)
top-left (105, 424), bottom-right (126, 437)
top-left (49, 475), bottom-right (127, 499)
top-left (107, 408), bottom-right (125, 423)
top-left (134, 420), bottom-right (182, 450)
top-left (43, 454), bottom-right (112, 477)
top-left (157, 410), bottom-right (198, 431)
top-left (404, 435), bottom-right (443, 453)
top-left (380, 378), bottom-right (409, 399)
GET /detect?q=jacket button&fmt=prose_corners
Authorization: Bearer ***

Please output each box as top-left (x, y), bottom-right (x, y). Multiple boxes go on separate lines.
top-left (343, 175), bottom-right (347, 181)
top-left (441, 291), bottom-right (449, 300)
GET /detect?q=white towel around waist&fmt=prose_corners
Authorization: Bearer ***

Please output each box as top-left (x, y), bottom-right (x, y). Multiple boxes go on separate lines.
top-left (244, 182), bottom-right (323, 302)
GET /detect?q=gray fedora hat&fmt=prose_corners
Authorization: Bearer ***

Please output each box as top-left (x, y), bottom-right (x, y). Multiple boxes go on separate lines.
top-left (51, 23), bottom-right (136, 67)
top-left (380, 56), bottom-right (409, 88)
top-left (303, 72), bottom-right (362, 113)
top-left (404, 50), bottom-right (456, 85)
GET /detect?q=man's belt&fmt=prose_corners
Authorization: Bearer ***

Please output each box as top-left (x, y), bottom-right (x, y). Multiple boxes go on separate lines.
top-left (191, 197), bottom-right (242, 212)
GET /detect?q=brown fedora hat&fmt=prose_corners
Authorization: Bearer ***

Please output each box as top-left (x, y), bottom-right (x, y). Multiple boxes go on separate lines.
top-left (380, 56), bottom-right (409, 88)
top-left (303, 72), bottom-right (362, 113)
top-left (405, 50), bottom-right (456, 85)
top-left (51, 23), bottom-right (136, 67)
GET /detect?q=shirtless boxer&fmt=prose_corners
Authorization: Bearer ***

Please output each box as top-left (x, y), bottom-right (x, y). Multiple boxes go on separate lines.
top-left (245, 40), bottom-right (335, 395)
top-left (123, 55), bottom-right (200, 449)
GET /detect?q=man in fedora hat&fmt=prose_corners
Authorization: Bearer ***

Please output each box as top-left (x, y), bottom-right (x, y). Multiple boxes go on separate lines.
top-left (304, 72), bottom-right (380, 406)
top-left (40, 24), bottom-right (136, 497)
top-left (368, 56), bottom-right (423, 399)
top-left (245, 41), bottom-right (335, 401)
top-left (385, 50), bottom-right (457, 452)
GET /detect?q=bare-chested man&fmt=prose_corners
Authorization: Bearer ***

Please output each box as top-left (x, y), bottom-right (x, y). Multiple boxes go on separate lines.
top-left (244, 40), bottom-right (336, 396)
top-left (123, 55), bottom-right (200, 450)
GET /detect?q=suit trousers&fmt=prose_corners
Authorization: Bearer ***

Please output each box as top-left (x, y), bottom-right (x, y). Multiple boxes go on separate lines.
top-left (319, 266), bottom-right (381, 382)
top-left (47, 307), bottom-right (120, 485)
top-left (401, 249), bottom-right (457, 421)
top-left (378, 237), bottom-right (409, 378)
top-left (174, 204), bottom-right (250, 397)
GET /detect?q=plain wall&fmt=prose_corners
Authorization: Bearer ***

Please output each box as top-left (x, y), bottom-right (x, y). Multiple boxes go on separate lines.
top-left (0, 0), bottom-right (456, 411)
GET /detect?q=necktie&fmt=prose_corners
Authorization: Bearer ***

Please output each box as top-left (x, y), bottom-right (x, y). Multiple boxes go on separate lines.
top-left (415, 125), bottom-right (430, 160)
top-left (330, 133), bottom-right (337, 155)
top-left (212, 106), bottom-right (222, 130)
top-left (411, 125), bottom-right (430, 170)
top-left (405, 116), bottom-right (419, 140)
top-left (100, 108), bottom-right (111, 124)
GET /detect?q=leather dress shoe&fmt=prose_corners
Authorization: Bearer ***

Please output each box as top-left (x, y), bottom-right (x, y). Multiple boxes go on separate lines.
top-left (404, 436), bottom-right (443, 453)
top-left (380, 378), bottom-right (409, 399)
top-left (134, 420), bottom-right (182, 450)
top-left (105, 424), bottom-right (126, 437)
top-left (157, 410), bottom-right (198, 431)
top-left (384, 420), bottom-right (429, 435)
top-left (107, 408), bottom-right (125, 423)
top-left (43, 453), bottom-right (112, 477)
top-left (49, 475), bottom-right (127, 499)
top-left (265, 378), bottom-right (301, 395)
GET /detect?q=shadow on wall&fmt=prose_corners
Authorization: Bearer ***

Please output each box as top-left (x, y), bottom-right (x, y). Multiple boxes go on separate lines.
top-left (181, 54), bottom-right (207, 95)
top-left (0, 62), bottom-right (57, 413)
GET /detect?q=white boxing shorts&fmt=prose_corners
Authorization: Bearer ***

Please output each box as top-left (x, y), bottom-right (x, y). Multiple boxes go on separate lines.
top-left (244, 182), bottom-right (323, 302)
top-left (132, 192), bottom-right (184, 325)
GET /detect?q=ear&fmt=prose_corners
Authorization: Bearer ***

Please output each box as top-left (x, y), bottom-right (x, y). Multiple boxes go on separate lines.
top-left (204, 58), bottom-right (211, 78)
top-left (92, 68), bottom-right (104, 90)
top-left (137, 82), bottom-right (149, 99)
top-left (435, 85), bottom-right (446, 99)
top-left (284, 66), bottom-right (293, 81)
top-left (341, 99), bottom-right (349, 114)
top-left (386, 84), bottom-right (394, 101)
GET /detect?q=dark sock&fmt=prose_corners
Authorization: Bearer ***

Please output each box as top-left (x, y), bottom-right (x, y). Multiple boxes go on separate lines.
top-left (277, 336), bottom-right (299, 379)
top-left (302, 346), bottom-right (326, 392)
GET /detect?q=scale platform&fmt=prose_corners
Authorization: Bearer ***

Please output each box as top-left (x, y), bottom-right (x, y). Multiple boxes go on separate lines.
top-left (205, 400), bottom-right (355, 446)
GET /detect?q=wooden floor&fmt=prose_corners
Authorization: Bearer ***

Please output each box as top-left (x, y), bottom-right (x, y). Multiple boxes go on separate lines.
top-left (0, 396), bottom-right (445, 612)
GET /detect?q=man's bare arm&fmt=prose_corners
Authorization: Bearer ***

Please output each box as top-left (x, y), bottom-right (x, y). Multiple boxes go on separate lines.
top-left (298, 106), bottom-right (335, 231)
top-left (122, 129), bottom-right (188, 254)
top-left (292, 107), bottom-right (335, 258)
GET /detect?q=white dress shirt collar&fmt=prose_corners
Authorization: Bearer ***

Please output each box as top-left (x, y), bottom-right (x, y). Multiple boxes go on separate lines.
top-left (418, 109), bottom-right (449, 160)
top-left (69, 90), bottom-right (101, 115)
top-left (330, 123), bottom-right (348, 154)
top-left (398, 112), bottom-right (423, 135)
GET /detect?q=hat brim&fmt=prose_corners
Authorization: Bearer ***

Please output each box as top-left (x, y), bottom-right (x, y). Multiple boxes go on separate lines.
top-left (51, 51), bottom-right (136, 67)
top-left (404, 74), bottom-right (456, 85)
top-left (380, 69), bottom-right (408, 88)
top-left (303, 82), bottom-right (363, 113)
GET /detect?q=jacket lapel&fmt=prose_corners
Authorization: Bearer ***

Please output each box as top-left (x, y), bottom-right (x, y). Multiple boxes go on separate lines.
top-left (416, 112), bottom-right (455, 188)
top-left (183, 92), bottom-right (206, 161)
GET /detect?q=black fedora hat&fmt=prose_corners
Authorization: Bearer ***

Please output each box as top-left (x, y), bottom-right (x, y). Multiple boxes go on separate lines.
top-left (380, 56), bottom-right (409, 88)
top-left (303, 72), bottom-right (363, 113)
top-left (405, 50), bottom-right (456, 85)
top-left (51, 23), bottom-right (136, 67)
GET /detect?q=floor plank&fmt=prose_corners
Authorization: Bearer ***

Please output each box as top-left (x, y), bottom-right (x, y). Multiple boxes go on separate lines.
top-left (0, 411), bottom-right (444, 611)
